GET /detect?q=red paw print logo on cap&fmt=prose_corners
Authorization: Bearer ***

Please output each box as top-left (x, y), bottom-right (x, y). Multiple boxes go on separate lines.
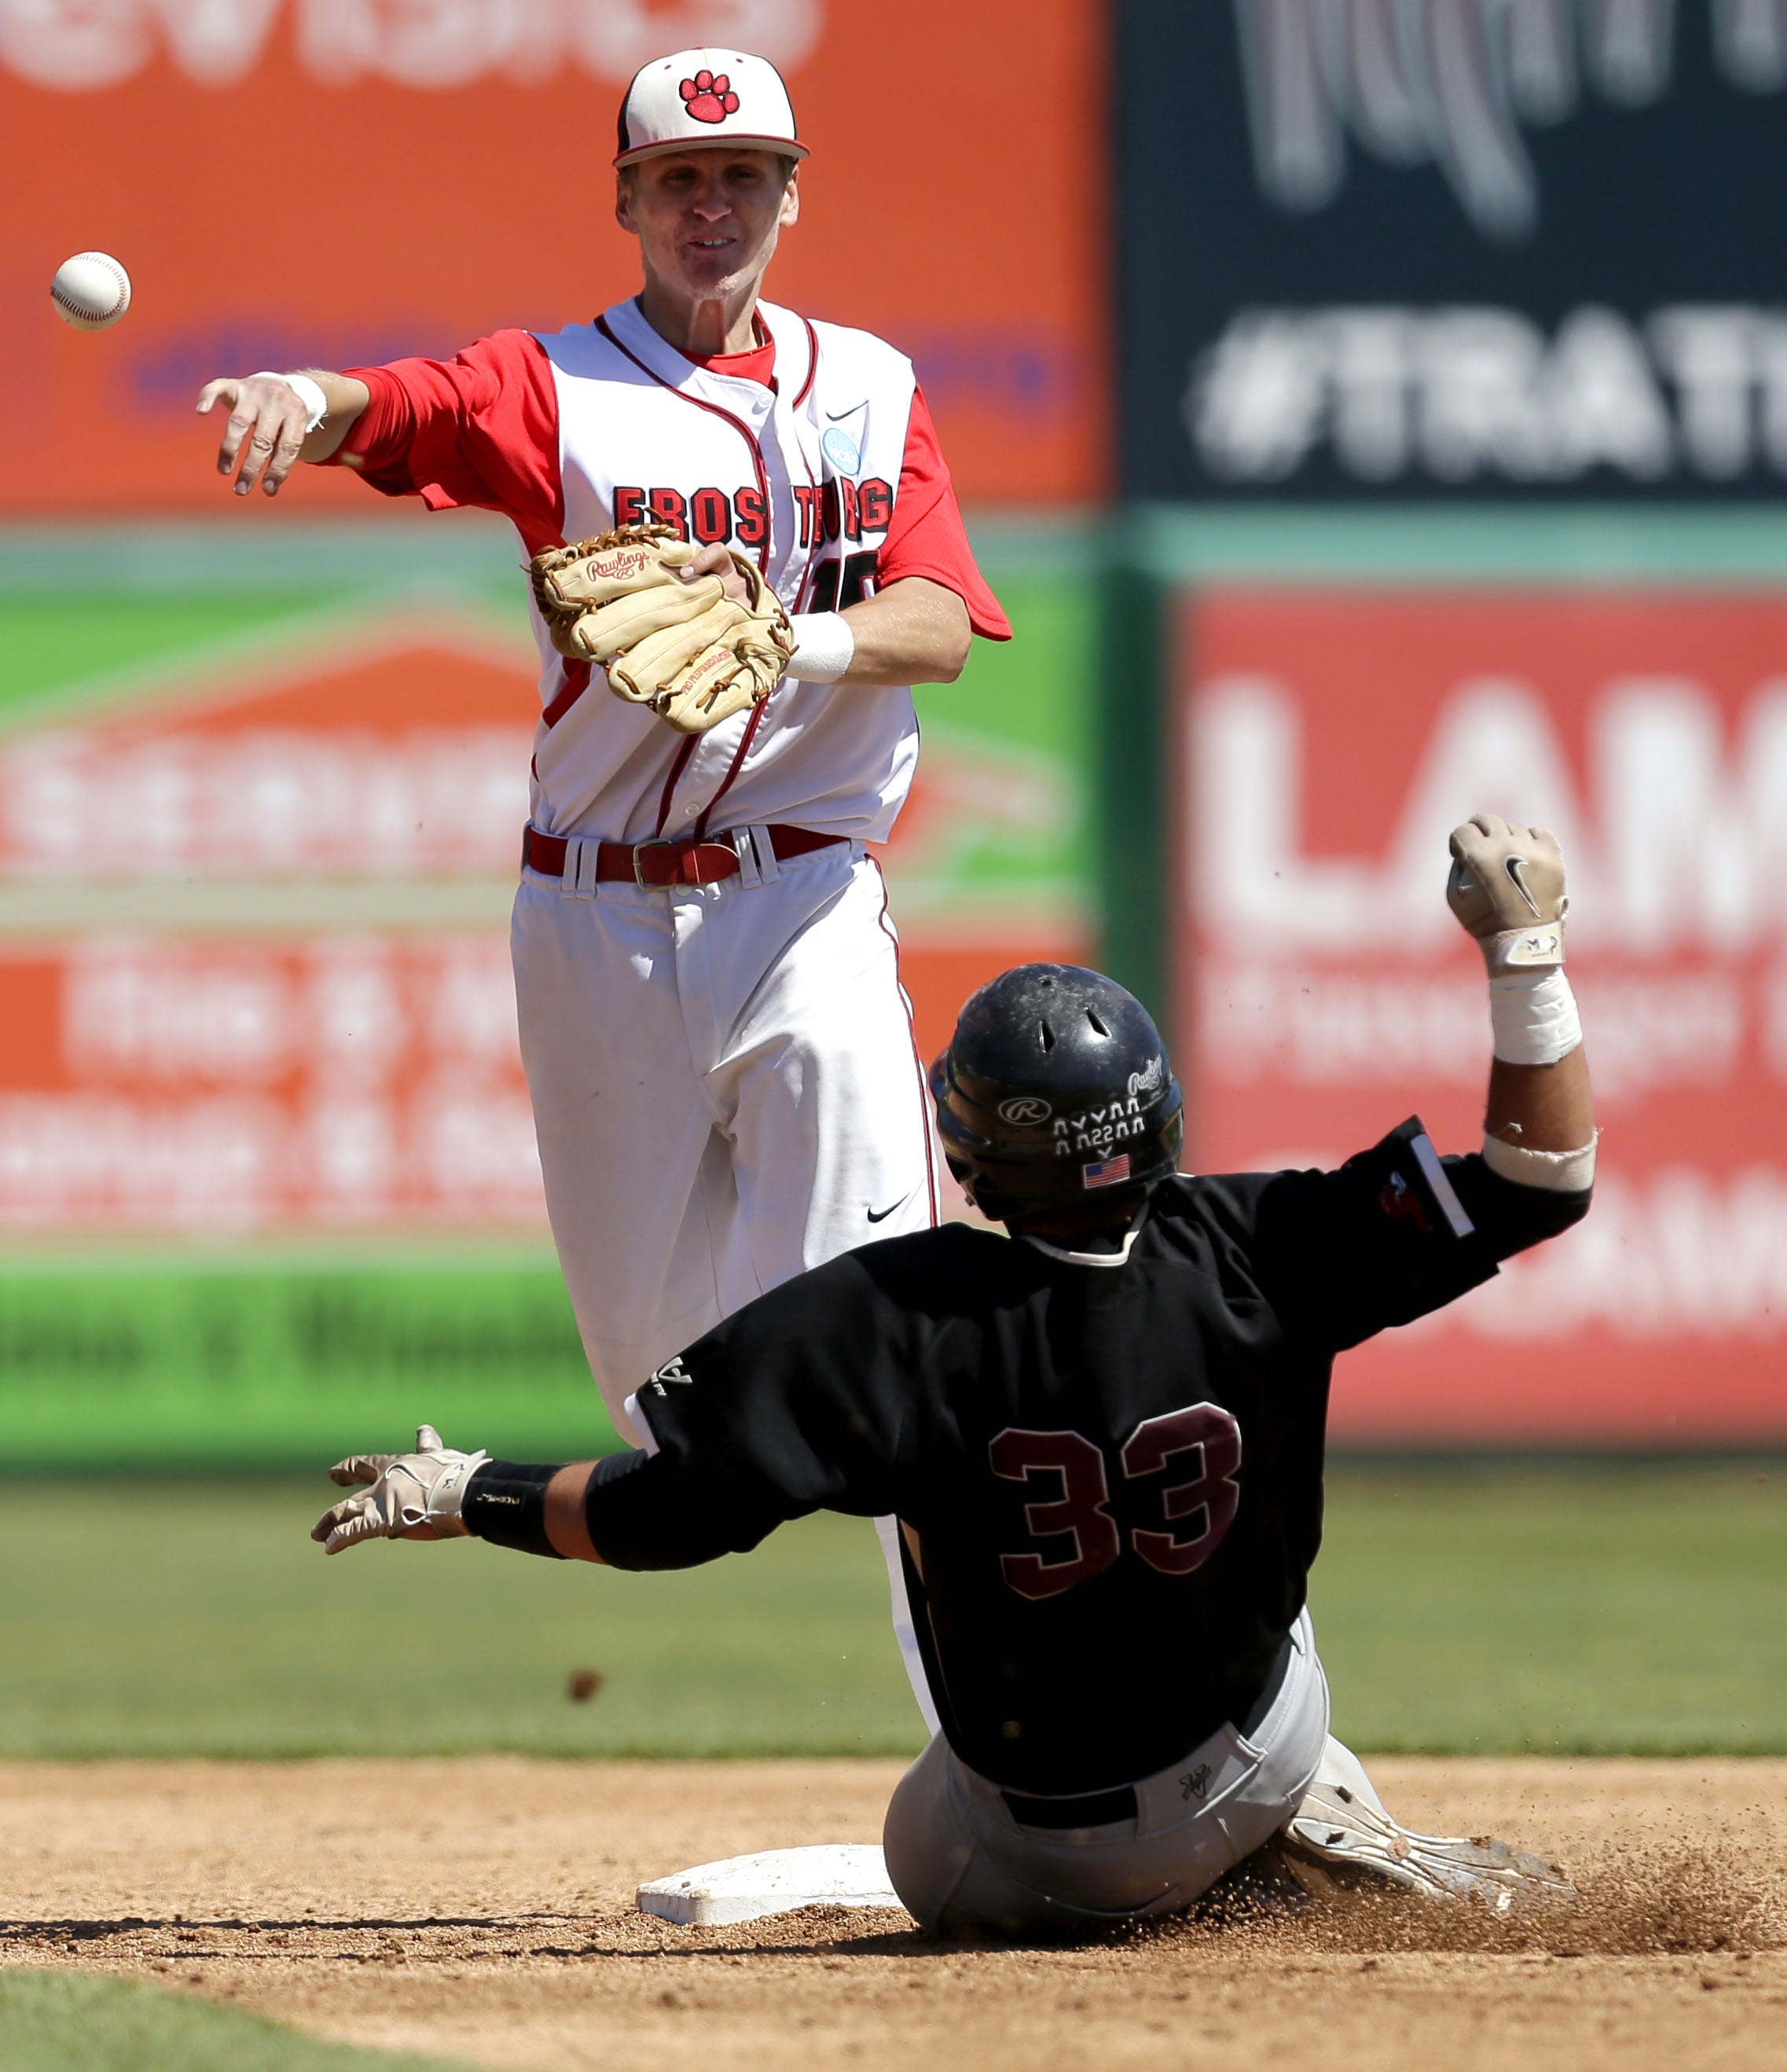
top-left (680, 69), bottom-right (739, 124)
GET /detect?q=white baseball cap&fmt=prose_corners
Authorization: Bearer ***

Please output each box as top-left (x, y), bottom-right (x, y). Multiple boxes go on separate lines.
top-left (615, 48), bottom-right (809, 170)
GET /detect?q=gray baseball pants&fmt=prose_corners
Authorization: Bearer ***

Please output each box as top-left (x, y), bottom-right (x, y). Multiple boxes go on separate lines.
top-left (882, 1609), bottom-right (1330, 1937)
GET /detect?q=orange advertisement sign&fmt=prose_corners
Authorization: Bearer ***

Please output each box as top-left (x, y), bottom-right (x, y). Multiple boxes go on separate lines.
top-left (0, 2), bottom-right (1103, 514)
top-left (1177, 590), bottom-right (1787, 1443)
top-left (0, 935), bottom-right (541, 1230)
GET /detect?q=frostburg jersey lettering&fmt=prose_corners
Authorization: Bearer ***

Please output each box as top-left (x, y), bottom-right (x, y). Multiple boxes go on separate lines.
top-left (611, 483), bottom-right (772, 547)
top-left (793, 478), bottom-right (894, 548)
top-left (611, 478), bottom-right (892, 552)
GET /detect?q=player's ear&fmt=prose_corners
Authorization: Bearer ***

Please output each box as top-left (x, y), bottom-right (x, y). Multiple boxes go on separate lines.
top-left (615, 170), bottom-right (640, 237)
top-left (779, 168), bottom-right (800, 230)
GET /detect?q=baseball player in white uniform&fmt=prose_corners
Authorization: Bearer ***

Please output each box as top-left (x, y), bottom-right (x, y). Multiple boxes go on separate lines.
top-left (195, 51), bottom-right (1012, 1475)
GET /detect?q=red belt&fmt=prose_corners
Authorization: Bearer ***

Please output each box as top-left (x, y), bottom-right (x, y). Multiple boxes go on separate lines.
top-left (522, 821), bottom-right (846, 889)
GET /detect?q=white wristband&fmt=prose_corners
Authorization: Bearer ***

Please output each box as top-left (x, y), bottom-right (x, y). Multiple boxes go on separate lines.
top-left (786, 611), bottom-right (855, 683)
top-left (1481, 1130), bottom-right (1598, 1192)
top-left (252, 370), bottom-right (328, 434)
top-left (1488, 969), bottom-right (1582, 1067)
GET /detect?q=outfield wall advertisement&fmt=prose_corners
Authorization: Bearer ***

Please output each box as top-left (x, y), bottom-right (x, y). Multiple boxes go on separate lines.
top-left (0, 550), bottom-right (1090, 1460)
top-left (1118, 2), bottom-right (1787, 501)
top-left (1178, 585), bottom-right (1787, 1443)
top-left (0, 590), bottom-right (1087, 1238)
top-left (0, 608), bottom-right (541, 1233)
top-left (0, 0), bottom-right (1103, 512)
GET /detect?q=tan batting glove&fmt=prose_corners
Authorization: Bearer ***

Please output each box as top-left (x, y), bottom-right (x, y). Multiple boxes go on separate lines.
top-left (1446, 814), bottom-right (1567, 973)
top-left (310, 1424), bottom-right (489, 1556)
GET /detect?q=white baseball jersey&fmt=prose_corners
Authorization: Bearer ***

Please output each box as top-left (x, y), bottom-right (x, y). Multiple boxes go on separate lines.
top-left (336, 296), bottom-right (1009, 847)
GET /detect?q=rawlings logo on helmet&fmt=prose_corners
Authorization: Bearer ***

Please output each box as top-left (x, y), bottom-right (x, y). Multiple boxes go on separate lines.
top-left (1128, 1056), bottom-right (1166, 1099)
top-left (997, 1096), bottom-right (1052, 1126)
top-left (681, 69), bottom-right (739, 123)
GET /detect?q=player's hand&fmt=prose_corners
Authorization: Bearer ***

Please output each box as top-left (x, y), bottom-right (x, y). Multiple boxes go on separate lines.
top-left (311, 1424), bottom-right (490, 1556)
top-left (196, 374), bottom-right (311, 498)
top-left (1446, 814), bottom-right (1567, 972)
top-left (681, 542), bottom-right (751, 604)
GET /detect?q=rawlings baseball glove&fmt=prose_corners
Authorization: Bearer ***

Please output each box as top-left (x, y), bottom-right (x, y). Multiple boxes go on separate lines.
top-left (529, 521), bottom-right (794, 735)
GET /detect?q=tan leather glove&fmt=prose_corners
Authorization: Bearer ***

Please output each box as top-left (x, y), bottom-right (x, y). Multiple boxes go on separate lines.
top-left (1446, 814), bottom-right (1567, 972)
top-left (529, 522), bottom-right (794, 735)
top-left (310, 1425), bottom-right (488, 1556)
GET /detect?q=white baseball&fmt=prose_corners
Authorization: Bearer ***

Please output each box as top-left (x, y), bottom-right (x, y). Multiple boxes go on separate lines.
top-left (51, 252), bottom-right (132, 331)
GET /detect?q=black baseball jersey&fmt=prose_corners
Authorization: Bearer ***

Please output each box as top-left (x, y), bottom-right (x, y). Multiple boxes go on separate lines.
top-left (582, 1119), bottom-right (1589, 1796)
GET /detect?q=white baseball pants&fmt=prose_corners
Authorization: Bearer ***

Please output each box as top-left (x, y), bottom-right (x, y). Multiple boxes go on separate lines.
top-left (510, 839), bottom-right (940, 1443)
top-left (882, 1611), bottom-right (1332, 1936)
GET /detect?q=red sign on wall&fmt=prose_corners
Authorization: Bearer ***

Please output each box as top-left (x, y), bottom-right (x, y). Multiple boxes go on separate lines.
top-left (0, 935), bottom-right (541, 1230)
top-left (1177, 589), bottom-right (1787, 1443)
top-left (0, 0), bottom-right (1103, 513)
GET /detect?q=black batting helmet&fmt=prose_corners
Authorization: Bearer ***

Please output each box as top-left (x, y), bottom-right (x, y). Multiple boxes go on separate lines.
top-left (929, 964), bottom-right (1183, 1221)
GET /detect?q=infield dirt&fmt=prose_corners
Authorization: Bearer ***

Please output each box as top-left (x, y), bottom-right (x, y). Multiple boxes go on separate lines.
top-left (2, 1758), bottom-right (1783, 2071)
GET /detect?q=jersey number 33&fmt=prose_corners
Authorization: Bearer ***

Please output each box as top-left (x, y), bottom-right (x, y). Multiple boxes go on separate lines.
top-left (989, 1405), bottom-right (1243, 1602)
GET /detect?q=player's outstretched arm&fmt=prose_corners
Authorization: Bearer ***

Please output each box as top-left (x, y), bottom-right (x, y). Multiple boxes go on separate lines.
top-left (1258, 816), bottom-right (1594, 1348)
top-left (1448, 813), bottom-right (1594, 1185)
top-left (311, 1431), bottom-right (611, 1563)
top-left (195, 369), bottom-right (371, 498)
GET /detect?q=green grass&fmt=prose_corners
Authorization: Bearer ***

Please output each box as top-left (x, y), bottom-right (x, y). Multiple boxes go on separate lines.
top-left (0, 1490), bottom-right (918, 1759)
top-left (0, 1972), bottom-right (475, 2072)
top-left (1308, 1465), bottom-right (1787, 1755)
top-left (0, 1466), bottom-right (1780, 1760)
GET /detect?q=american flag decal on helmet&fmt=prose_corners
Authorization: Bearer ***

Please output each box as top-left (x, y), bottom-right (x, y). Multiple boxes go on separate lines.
top-left (1082, 1154), bottom-right (1132, 1190)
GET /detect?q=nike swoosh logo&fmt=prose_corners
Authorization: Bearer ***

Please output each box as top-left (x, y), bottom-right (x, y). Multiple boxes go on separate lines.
top-left (1503, 854), bottom-right (1542, 917)
top-left (826, 402), bottom-right (867, 421)
top-left (867, 1188), bottom-right (916, 1225)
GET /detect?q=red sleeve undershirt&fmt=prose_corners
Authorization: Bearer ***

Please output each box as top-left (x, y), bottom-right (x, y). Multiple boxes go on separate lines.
top-left (334, 334), bottom-right (1010, 640)
top-left (875, 385), bottom-right (1011, 641)
top-left (331, 329), bottom-right (565, 559)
